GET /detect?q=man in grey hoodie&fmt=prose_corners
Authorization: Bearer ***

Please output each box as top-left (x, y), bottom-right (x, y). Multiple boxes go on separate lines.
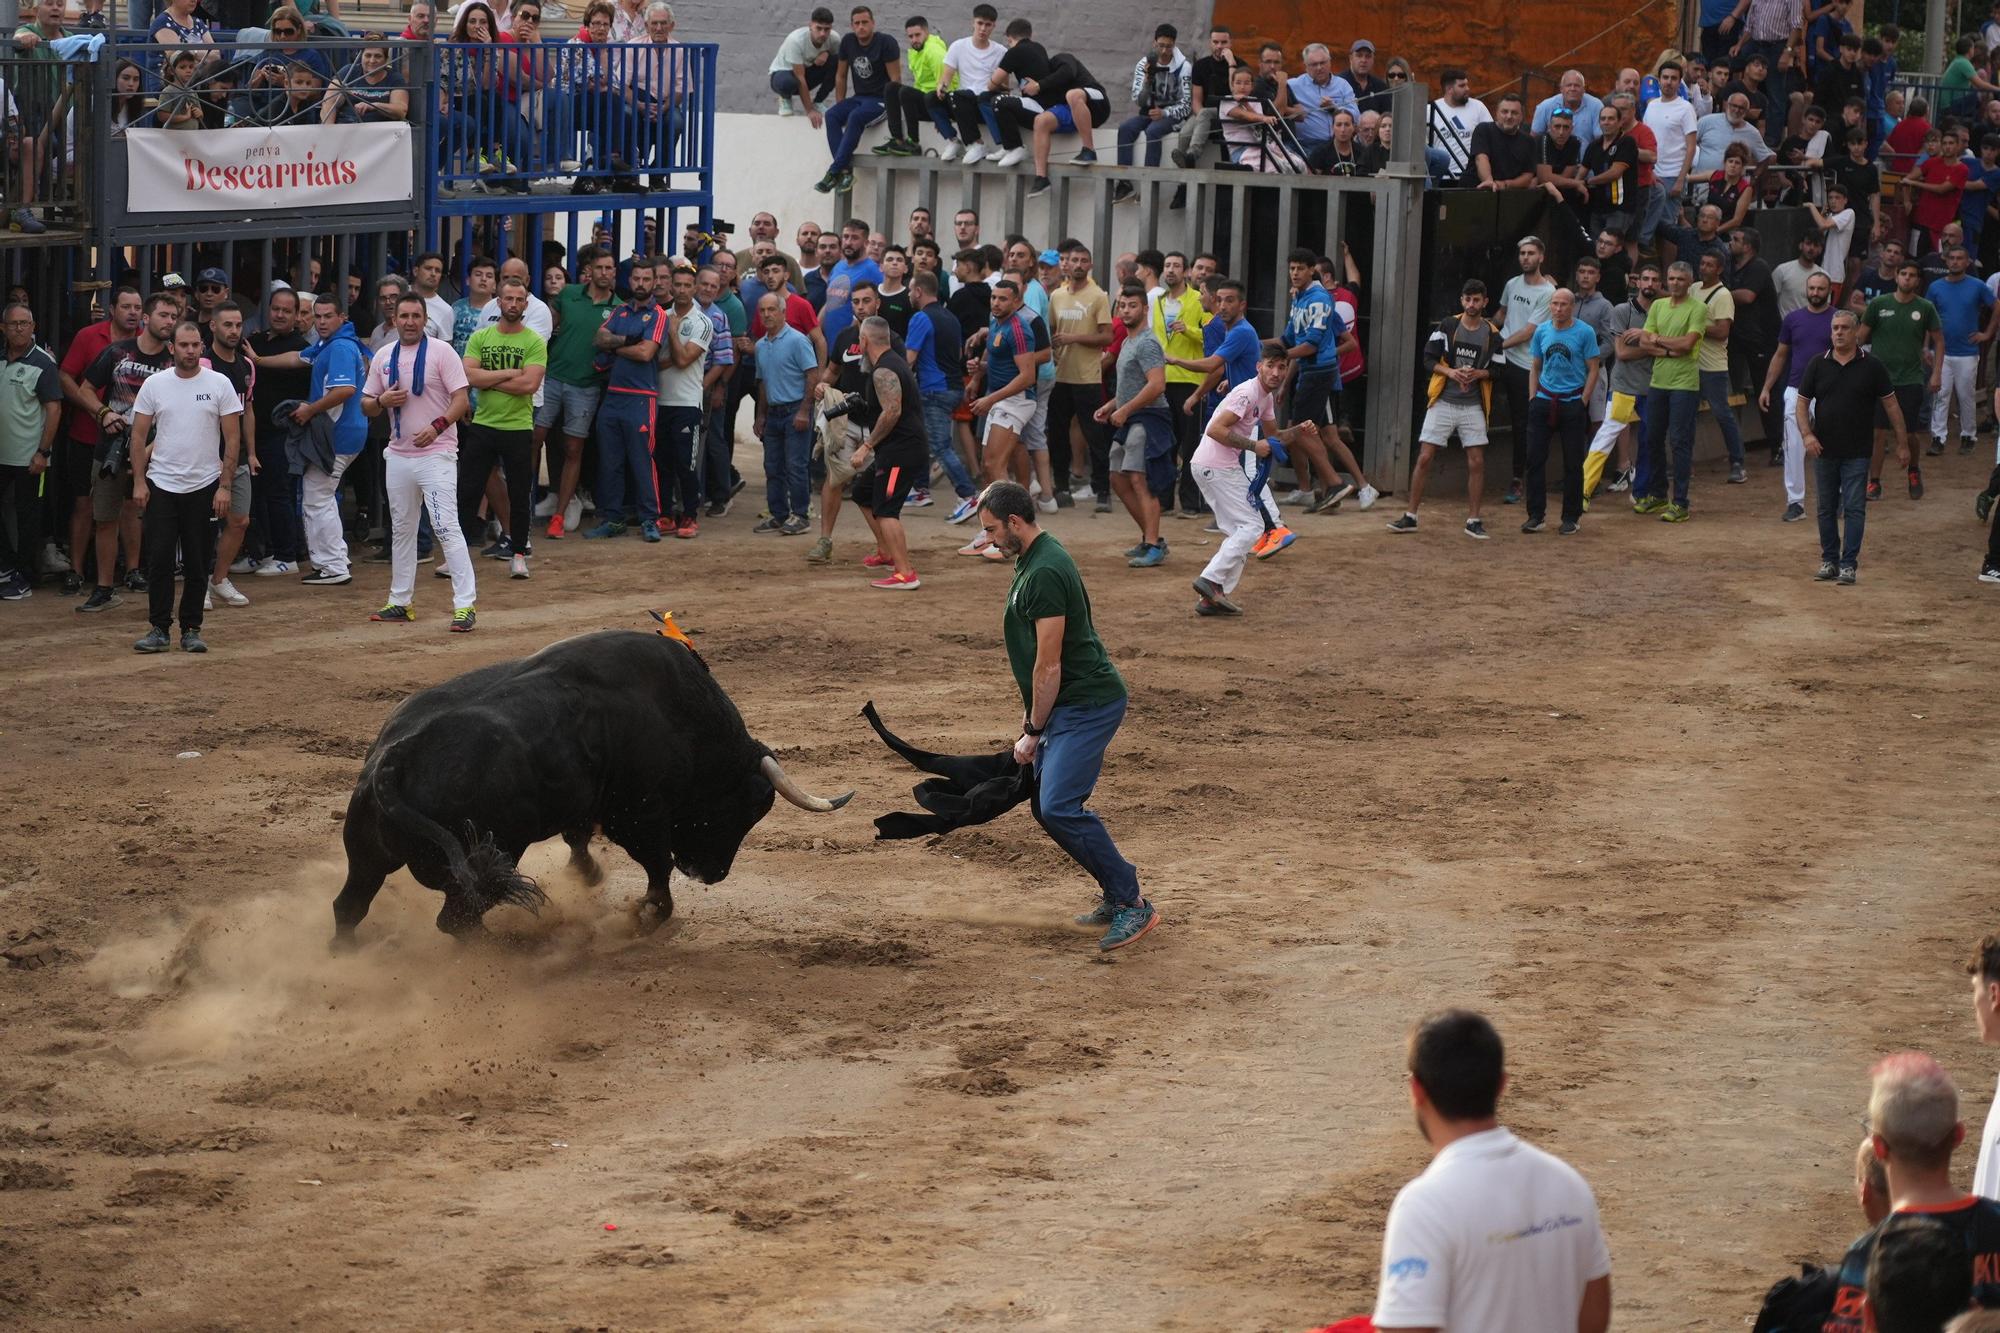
top-left (1116, 25), bottom-right (1191, 174)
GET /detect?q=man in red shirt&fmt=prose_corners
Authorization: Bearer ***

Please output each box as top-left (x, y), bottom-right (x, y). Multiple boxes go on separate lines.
top-left (1616, 91), bottom-right (1661, 262)
top-left (755, 253), bottom-right (825, 353)
top-left (1882, 96), bottom-right (1932, 176)
top-left (1909, 124), bottom-right (1971, 252)
top-left (56, 285), bottom-right (141, 597)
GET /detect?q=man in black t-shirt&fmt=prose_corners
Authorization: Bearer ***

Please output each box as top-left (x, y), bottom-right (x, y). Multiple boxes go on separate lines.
top-left (1471, 93), bottom-right (1538, 189)
top-left (1537, 109), bottom-right (1588, 210)
top-left (74, 294), bottom-right (177, 609)
top-left (815, 5), bottom-right (902, 193)
top-left (201, 300), bottom-right (258, 608)
top-left (809, 283), bottom-right (903, 565)
top-left (1173, 26), bottom-right (1237, 166)
top-left (847, 317), bottom-right (928, 589)
top-left (1797, 309), bottom-right (1902, 583)
top-left (246, 288), bottom-right (311, 569)
top-left (1725, 227), bottom-right (1781, 461)
top-left (1582, 105), bottom-right (1641, 241)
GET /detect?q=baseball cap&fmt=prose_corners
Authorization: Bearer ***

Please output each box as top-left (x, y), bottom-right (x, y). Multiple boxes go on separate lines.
top-left (160, 272), bottom-right (188, 289)
top-left (1350, 38), bottom-right (1374, 53)
top-left (1037, 248), bottom-right (1059, 266)
top-left (197, 267), bottom-right (229, 286)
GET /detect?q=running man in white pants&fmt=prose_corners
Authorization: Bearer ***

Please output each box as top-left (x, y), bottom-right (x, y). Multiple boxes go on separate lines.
top-left (1757, 270), bottom-right (1836, 522)
top-left (1926, 245), bottom-right (1999, 456)
top-left (358, 295), bottom-right (479, 631)
top-left (1190, 341), bottom-right (1310, 616)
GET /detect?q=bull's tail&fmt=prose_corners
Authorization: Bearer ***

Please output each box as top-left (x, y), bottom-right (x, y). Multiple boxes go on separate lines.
top-left (373, 757), bottom-right (547, 919)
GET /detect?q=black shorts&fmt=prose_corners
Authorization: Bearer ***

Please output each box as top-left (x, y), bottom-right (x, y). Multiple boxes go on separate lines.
top-left (1291, 367), bottom-right (1341, 427)
top-left (1876, 382), bottom-right (1924, 429)
top-left (849, 446), bottom-right (924, 519)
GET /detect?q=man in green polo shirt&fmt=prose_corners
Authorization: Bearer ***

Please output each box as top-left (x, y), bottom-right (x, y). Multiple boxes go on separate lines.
top-left (538, 244), bottom-right (619, 539)
top-left (0, 302), bottom-right (62, 600)
top-left (981, 479), bottom-right (1159, 952)
top-left (1860, 261), bottom-right (1943, 501)
top-left (1635, 260), bottom-right (1708, 523)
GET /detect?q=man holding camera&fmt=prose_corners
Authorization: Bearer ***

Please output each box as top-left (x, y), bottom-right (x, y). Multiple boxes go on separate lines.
top-left (71, 293), bottom-right (178, 614)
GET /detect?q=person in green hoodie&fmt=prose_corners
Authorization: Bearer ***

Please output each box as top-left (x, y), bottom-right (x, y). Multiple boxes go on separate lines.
top-left (874, 14), bottom-right (952, 156)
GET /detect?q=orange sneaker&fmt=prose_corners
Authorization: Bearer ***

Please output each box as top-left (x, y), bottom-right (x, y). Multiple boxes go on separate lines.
top-left (674, 518), bottom-right (699, 539)
top-left (861, 551), bottom-right (893, 568)
top-left (546, 514), bottom-right (566, 540)
top-left (869, 570), bottom-right (921, 591)
top-left (1254, 525), bottom-right (1297, 560)
top-left (1250, 527), bottom-right (1278, 557)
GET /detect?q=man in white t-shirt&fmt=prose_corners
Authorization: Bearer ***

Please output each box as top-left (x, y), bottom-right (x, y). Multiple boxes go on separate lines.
top-left (655, 263), bottom-right (713, 534)
top-left (1374, 1009), bottom-right (1613, 1333)
top-left (1429, 69), bottom-right (1492, 179)
top-left (1968, 935), bottom-right (2000, 1200)
top-left (941, 4), bottom-right (1006, 162)
top-left (129, 321), bottom-right (242, 655)
top-left (410, 250), bottom-right (454, 344)
top-left (1640, 61), bottom-right (1699, 203)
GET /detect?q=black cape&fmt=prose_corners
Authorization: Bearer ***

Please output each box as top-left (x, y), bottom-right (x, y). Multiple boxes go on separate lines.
top-left (861, 702), bottom-right (1034, 840)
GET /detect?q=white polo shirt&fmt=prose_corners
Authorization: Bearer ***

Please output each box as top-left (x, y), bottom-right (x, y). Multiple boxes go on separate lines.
top-left (1373, 1126), bottom-right (1610, 1332)
top-left (1976, 1071), bottom-right (2000, 1201)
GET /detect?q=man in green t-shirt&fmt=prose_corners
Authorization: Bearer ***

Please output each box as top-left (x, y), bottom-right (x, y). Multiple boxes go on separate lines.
top-left (538, 244), bottom-right (619, 539)
top-left (979, 480), bottom-right (1159, 952)
top-left (1635, 259), bottom-right (1708, 522)
top-left (460, 277), bottom-right (548, 580)
top-left (1860, 261), bottom-right (1943, 501)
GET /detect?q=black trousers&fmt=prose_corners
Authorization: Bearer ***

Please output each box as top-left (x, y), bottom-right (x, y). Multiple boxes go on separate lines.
top-left (1164, 381), bottom-right (1205, 510)
top-left (1735, 342), bottom-right (1783, 454)
top-left (993, 96), bottom-right (1041, 150)
top-left (249, 461), bottom-right (301, 561)
top-left (1524, 396), bottom-right (1589, 525)
top-left (948, 89), bottom-right (994, 145)
top-left (142, 478), bottom-right (217, 632)
top-left (884, 84), bottom-right (934, 142)
top-left (0, 461), bottom-right (43, 580)
top-left (459, 424), bottom-right (533, 552)
top-left (1500, 361), bottom-right (1532, 482)
top-left (1045, 381), bottom-right (1106, 497)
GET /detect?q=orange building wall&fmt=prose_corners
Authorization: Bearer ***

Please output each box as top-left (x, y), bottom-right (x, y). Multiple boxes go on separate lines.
top-left (1211, 0), bottom-right (1684, 105)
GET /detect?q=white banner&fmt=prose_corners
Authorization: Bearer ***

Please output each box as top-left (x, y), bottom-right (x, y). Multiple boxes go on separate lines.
top-left (125, 124), bottom-right (413, 214)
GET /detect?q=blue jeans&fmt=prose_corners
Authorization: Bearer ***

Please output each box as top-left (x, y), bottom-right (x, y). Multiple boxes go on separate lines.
top-left (760, 399), bottom-right (811, 522)
top-left (922, 387), bottom-right (977, 499)
top-left (825, 96), bottom-right (884, 171)
top-left (1031, 695), bottom-right (1141, 907)
top-left (1814, 453), bottom-right (1868, 567)
top-left (1117, 113), bottom-right (1178, 167)
top-left (595, 393), bottom-right (659, 526)
top-left (1698, 368), bottom-right (1745, 466)
top-left (771, 64), bottom-right (837, 104)
top-left (1424, 145), bottom-right (1451, 186)
top-left (1643, 386), bottom-right (1698, 505)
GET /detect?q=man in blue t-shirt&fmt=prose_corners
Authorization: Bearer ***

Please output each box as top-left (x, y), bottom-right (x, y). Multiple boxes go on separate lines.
top-left (820, 219), bottom-right (886, 339)
top-left (1925, 245), bottom-right (1997, 453)
top-left (1278, 249), bottom-right (1378, 507)
top-left (257, 294), bottom-right (367, 585)
top-left (816, 5), bottom-right (902, 192)
top-left (1523, 287), bottom-right (1601, 534)
top-left (1170, 276), bottom-right (1261, 514)
top-left (905, 272), bottom-right (978, 515)
top-left (586, 264), bottom-right (669, 539)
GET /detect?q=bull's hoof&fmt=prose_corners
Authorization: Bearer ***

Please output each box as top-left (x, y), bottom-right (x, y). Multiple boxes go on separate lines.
top-left (329, 929), bottom-right (361, 956)
top-left (631, 901), bottom-right (672, 937)
top-left (571, 855), bottom-right (606, 888)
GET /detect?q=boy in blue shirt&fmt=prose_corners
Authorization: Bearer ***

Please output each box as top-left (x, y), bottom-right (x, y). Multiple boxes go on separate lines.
top-left (1523, 287), bottom-right (1601, 534)
top-left (1923, 244), bottom-right (1996, 454)
top-left (1279, 248), bottom-right (1380, 512)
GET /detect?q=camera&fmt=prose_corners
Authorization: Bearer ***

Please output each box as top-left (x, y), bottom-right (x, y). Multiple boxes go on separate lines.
top-left (97, 433), bottom-right (130, 479)
top-left (710, 219), bottom-right (734, 236)
top-left (819, 392), bottom-right (863, 422)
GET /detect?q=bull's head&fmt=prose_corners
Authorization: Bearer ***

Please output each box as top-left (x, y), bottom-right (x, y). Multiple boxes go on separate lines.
top-left (669, 753), bottom-right (853, 884)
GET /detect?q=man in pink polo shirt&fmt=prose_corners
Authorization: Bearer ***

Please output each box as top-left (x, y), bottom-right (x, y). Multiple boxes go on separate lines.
top-left (359, 294), bottom-right (476, 632)
top-left (1189, 339), bottom-right (1313, 616)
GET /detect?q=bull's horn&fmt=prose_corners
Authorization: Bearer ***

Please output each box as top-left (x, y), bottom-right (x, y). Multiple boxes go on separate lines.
top-left (761, 755), bottom-right (855, 813)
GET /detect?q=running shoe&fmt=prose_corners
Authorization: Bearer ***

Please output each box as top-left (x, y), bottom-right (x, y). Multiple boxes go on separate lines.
top-left (60, 571), bottom-right (81, 595)
top-left (1866, 478), bottom-right (1882, 502)
top-left (1075, 897), bottom-right (1117, 927)
top-left (371, 603), bottom-right (416, 622)
top-left (0, 572), bottom-right (29, 600)
top-left (180, 630), bottom-right (208, 654)
top-left (780, 515), bottom-right (811, 535)
top-left (125, 570), bottom-right (148, 592)
top-left (1815, 561), bottom-right (1838, 581)
top-left (1979, 564), bottom-right (2000, 583)
top-left (1520, 518), bottom-right (1545, 534)
top-left (1255, 526), bottom-right (1297, 558)
top-left (1026, 175), bottom-right (1052, 198)
top-left (1631, 495), bottom-right (1666, 514)
top-left (1837, 565), bottom-right (1857, 585)
top-left (957, 533), bottom-right (991, 556)
top-left (674, 518), bottom-right (699, 539)
top-left (1249, 527), bottom-right (1277, 557)
top-left (1386, 513), bottom-right (1418, 532)
top-left (1036, 496), bottom-right (1058, 513)
top-left (546, 514), bottom-right (566, 539)
top-left (1979, 492), bottom-right (1995, 524)
top-left (1111, 182), bottom-right (1138, 205)
top-left (1098, 899), bottom-right (1159, 951)
top-left (994, 146), bottom-right (1028, 167)
top-left (1607, 469), bottom-right (1633, 492)
top-left (481, 538), bottom-right (512, 560)
top-left (1356, 484), bottom-right (1380, 510)
top-left (706, 498), bottom-right (730, 518)
top-left (870, 570), bottom-right (921, 590)
top-left (1094, 496), bottom-right (1113, 513)
top-left (807, 536), bottom-right (834, 563)
top-left (861, 551), bottom-right (893, 568)
top-left (228, 555), bottom-right (259, 575)
top-left (1463, 518), bottom-right (1490, 540)
top-left (1558, 520), bottom-right (1579, 535)
top-left (510, 554), bottom-right (530, 579)
top-left (940, 140), bottom-right (964, 162)
top-left (1963, 438), bottom-right (1978, 455)
top-left (1071, 148), bottom-right (1097, 165)
top-left (1658, 502), bottom-right (1690, 523)
top-left (210, 578), bottom-right (249, 607)
top-left (254, 558), bottom-right (296, 576)
top-left (1281, 489), bottom-right (1312, 506)
top-left (1782, 502), bottom-right (1805, 522)
top-left (133, 626), bottom-right (170, 654)
top-left (1190, 576), bottom-right (1240, 614)
top-left (1908, 468), bottom-right (1924, 500)
top-left (963, 144), bottom-right (989, 165)
top-left (1927, 438), bottom-right (1946, 456)
top-left (947, 496), bottom-right (979, 524)
top-left (813, 170), bottom-right (837, 193)
top-left (1123, 542), bottom-right (1149, 559)
top-left (1311, 485), bottom-right (1353, 513)
top-left (1128, 544), bottom-right (1166, 568)
top-left (1503, 480), bottom-right (1521, 504)
top-left (300, 570), bottom-right (351, 585)
top-left (753, 516), bottom-right (784, 533)
top-left (1727, 462), bottom-right (1747, 484)
top-left (76, 586), bottom-right (119, 612)
top-left (450, 606), bottom-right (477, 633)
top-left (639, 520), bottom-right (663, 542)
top-left (906, 488), bottom-right (933, 508)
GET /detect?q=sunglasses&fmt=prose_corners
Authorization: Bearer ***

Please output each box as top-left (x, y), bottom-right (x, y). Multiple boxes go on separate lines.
top-left (1386, 71), bottom-right (1407, 81)
top-left (197, 283), bottom-right (226, 293)
top-left (271, 24), bottom-right (298, 34)
top-left (516, 10), bottom-right (539, 18)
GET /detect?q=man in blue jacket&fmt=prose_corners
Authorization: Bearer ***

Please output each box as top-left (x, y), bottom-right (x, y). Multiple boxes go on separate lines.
top-left (258, 294), bottom-right (368, 586)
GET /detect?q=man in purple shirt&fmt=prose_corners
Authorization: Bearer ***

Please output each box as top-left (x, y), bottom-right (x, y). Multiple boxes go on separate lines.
top-left (1758, 268), bottom-right (1837, 523)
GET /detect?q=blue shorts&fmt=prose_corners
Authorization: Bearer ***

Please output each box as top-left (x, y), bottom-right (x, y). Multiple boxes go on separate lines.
top-left (534, 376), bottom-right (603, 437)
top-left (1047, 94), bottom-right (1110, 134)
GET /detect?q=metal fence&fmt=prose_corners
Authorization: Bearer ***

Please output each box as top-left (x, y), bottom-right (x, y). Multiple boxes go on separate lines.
top-left (0, 49), bottom-right (100, 242)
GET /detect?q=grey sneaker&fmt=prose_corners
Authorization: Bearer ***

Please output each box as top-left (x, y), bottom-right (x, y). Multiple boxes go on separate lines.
top-left (180, 629), bottom-right (208, 654)
top-left (1098, 899), bottom-right (1159, 951)
top-left (805, 536), bottom-right (833, 563)
top-left (1727, 462), bottom-right (1747, 484)
top-left (133, 626), bottom-right (171, 653)
top-left (1837, 565), bottom-right (1857, 585)
top-left (1814, 561), bottom-right (1838, 581)
top-left (780, 514), bottom-right (811, 536)
top-left (1074, 897), bottom-right (1117, 927)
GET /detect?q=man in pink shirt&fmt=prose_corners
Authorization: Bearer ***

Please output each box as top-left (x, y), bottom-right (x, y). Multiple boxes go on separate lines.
top-left (1189, 340), bottom-right (1313, 616)
top-left (359, 294), bottom-right (477, 631)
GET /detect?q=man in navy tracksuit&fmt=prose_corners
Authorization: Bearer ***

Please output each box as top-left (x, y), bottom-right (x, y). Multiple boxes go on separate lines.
top-left (586, 264), bottom-right (669, 540)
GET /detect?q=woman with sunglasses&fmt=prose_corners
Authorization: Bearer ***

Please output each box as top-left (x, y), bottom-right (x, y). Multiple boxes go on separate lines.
top-left (246, 6), bottom-right (334, 123)
top-left (558, 0), bottom-right (638, 190)
top-left (444, 0), bottom-right (532, 189)
top-left (332, 37), bottom-right (409, 122)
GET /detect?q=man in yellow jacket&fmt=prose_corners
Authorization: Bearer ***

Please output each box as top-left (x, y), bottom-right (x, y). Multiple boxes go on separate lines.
top-left (1150, 252), bottom-right (1210, 514)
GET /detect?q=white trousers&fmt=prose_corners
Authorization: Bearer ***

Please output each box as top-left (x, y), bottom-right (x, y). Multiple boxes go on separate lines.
top-left (1781, 386), bottom-right (1807, 505)
top-left (300, 452), bottom-right (355, 578)
top-left (1932, 354), bottom-right (1978, 441)
top-left (1195, 463), bottom-right (1263, 595)
top-left (386, 449), bottom-right (477, 611)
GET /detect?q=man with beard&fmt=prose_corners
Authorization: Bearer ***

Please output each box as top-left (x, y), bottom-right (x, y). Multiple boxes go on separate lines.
top-left (807, 281), bottom-right (899, 565)
top-left (74, 292), bottom-right (178, 611)
top-left (845, 317), bottom-right (926, 589)
top-left (200, 301), bottom-right (256, 610)
top-left (1759, 269), bottom-right (1837, 523)
top-left (57, 285), bottom-right (142, 599)
top-left (244, 287), bottom-right (309, 575)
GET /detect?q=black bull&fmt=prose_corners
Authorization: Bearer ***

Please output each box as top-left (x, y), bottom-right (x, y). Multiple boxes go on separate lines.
top-left (331, 630), bottom-right (851, 948)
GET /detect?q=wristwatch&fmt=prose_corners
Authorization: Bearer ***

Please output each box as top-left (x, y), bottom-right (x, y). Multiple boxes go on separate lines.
top-left (1022, 721), bottom-right (1044, 737)
top-left (35, 447), bottom-right (51, 459)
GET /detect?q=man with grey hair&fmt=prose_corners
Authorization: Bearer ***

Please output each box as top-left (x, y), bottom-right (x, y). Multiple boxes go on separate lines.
top-left (1286, 42), bottom-right (1356, 157)
top-left (1797, 306), bottom-right (1903, 584)
top-left (400, 1), bottom-right (433, 38)
top-left (1532, 68), bottom-right (1603, 134)
top-left (847, 315), bottom-right (926, 589)
top-left (1815, 1053), bottom-right (2000, 1332)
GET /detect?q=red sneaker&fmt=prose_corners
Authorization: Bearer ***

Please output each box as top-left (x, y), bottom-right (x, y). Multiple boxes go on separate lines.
top-left (674, 518), bottom-right (699, 539)
top-left (861, 551), bottom-right (893, 568)
top-left (869, 570), bottom-right (921, 591)
top-left (545, 514), bottom-right (565, 540)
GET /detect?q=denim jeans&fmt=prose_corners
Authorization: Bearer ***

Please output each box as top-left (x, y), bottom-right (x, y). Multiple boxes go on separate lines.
top-left (1116, 112), bottom-right (1178, 166)
top-left (1697, 368), bottom-right (1745, 466)
top-left (1643, 386), bottom-right (1699, 505)
top-left (1814, 453), bottom-right (1868, 567)
top-left (760, 399), bottom-right (811, 522)
top-left (825, 96), bottom-right (884, 171)
top-left (921, 387), bottom-right (977, 499)
top-left (1030, 695), bottom-right (1141, 907)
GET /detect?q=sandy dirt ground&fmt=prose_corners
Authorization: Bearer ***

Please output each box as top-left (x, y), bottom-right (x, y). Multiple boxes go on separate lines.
top-left (4, 444), bottom-right (1999, 1332)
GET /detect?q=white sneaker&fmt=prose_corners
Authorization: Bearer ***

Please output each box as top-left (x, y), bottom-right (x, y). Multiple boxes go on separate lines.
top-left (1037, 497), bottom-right (1058, 513)
top-left (995, 146), bottom-right (1028, 168)
top-left (510, 554), bottom-right (529, 580)
top-left (1280, 489), bottom-right (1312, 506)
top-left (1357, 484), bottom-right (1380, 511)
top-left (958, 532), bottom-right (992, 555)
top-left (228, 555), bottom-right (258, 574)
top-left (947, 496), bottom-right (978, 524)
top-left (558, 158), bottom-right (583, 172)
top-left (565, 494), bottom-right (585, 528)
top-left (1028, 477), bottom-right (1042, 497)
top-left (254, 558), bottom-right (296, 577)
top-left (40, 541), bottom-right (70, 574)
top-left (906, 488), bottom-right (934, 508)
top-left (209, 578), bottom-right (249, 607)
top-left (777, 96), bottom-right (796, 116)
top-left (940, 140), bottom-right (964, 162)
top-left (534, 492), bottom-right (560, 518)
top-left (203, 588), bottom-right (212, 612)
top-left (963, 143), bottom-right (989, 165)
top-left (435, 562), bottom-right (453, 578)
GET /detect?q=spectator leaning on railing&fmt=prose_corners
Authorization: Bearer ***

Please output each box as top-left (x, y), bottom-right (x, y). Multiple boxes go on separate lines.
top-left (771, 6), bottom-right (837, 124)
